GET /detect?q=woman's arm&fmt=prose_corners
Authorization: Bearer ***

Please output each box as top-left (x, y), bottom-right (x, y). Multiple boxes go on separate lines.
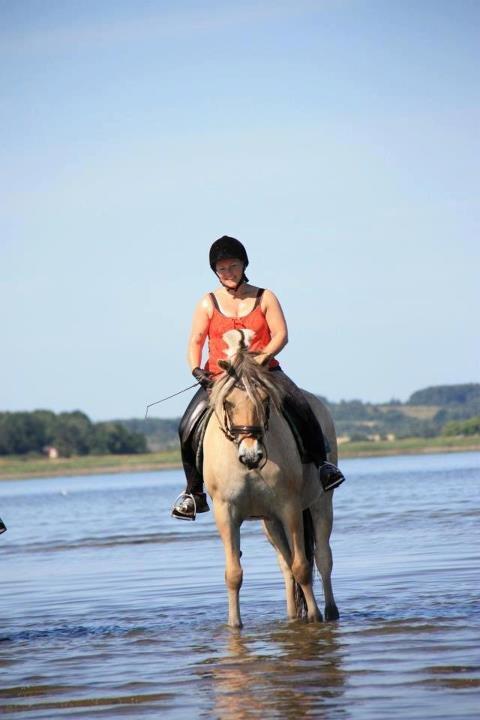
top-left (187, 295), bottom-right (212, 371)
top-left (257, 289), bottom-right (289, 362)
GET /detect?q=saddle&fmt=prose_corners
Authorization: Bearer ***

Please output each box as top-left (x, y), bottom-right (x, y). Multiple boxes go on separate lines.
top-left (192, 408), bottom-right (213, 474)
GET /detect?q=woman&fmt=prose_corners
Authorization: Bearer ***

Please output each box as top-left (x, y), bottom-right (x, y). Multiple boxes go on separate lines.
top-left (172, 236), bottom-right (345, 520)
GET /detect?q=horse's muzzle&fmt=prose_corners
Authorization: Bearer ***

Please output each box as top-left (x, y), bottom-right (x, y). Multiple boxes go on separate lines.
top-left (238, 439), bottom-right (264, 469)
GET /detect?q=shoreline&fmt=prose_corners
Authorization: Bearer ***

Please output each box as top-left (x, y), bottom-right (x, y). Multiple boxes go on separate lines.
top-left (0, 462), bottom-right (182, 481)
top-left (340, 444), bottom-right (480, 458)
top-left (1, 438), bottom-right (479, 481)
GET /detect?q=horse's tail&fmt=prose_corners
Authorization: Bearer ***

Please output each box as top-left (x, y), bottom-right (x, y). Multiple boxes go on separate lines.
top-left (294, 508), bottom-right (316, 619)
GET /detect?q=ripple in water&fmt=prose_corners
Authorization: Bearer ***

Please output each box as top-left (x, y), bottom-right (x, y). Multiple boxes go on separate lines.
top-left (0, 453), bottom-right (479, 719)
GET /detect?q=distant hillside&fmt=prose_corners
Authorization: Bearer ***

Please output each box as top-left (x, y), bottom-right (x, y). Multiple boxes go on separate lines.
top-left (116, 383), bottom-right (480, 449)
top-left (326, 383), bottom-right (480, 441)
top-left (408, 384), bottom-right (480, 406)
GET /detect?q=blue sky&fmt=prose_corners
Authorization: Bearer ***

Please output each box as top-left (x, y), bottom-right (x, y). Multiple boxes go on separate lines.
top-left (1, 0), bottom-right (479, 419)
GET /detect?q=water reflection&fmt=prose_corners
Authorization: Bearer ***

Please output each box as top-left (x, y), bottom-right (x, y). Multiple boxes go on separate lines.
top-left (201, 622), bottom-right (346, 719)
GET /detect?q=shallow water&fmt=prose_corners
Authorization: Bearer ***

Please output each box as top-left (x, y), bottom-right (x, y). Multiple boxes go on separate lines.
top-left (1, 452), bottom-right (479, 719)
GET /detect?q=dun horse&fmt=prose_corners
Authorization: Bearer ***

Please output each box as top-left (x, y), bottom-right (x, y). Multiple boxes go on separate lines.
top-left (202, 329), bottom-right (339, 628)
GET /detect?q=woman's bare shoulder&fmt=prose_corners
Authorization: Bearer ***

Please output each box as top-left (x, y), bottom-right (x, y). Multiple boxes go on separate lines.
top-left (197, 292), bottom-right (215, 317)
top-left (260, 288), bottom-right (282, 307)
top-left (261, 287), bottom-right (278, 299)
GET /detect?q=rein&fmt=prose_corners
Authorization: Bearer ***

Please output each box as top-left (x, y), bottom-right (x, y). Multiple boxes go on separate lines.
top-left (144, 381), bottom-right (200, 419)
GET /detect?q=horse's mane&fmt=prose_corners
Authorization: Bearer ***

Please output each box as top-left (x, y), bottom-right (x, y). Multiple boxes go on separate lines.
top-left (209, 350), bottom-right (283, 426)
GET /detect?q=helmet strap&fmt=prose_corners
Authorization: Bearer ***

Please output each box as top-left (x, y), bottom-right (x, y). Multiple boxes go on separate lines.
top-left (215, 267), bottom-right (248, 293)
top-left (217, 276), bottom-right (246, 293)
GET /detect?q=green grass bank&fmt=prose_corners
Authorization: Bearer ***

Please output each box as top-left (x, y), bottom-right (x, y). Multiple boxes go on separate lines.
top-left (1, 435), bottom-right (479, 481)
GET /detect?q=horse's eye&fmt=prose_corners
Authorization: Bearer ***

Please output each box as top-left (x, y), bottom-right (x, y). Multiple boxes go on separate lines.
top-left (224, 400), bottom-right (233, 410)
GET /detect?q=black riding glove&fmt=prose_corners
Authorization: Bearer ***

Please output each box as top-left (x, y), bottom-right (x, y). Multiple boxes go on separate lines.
top-left (192, 367), bottom-right (214, 389)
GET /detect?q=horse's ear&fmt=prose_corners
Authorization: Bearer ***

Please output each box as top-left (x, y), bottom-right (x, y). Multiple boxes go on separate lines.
top-left (253, 353), bottom-right (272, 366)
top-left (218, 359), bottom-right (234, 374)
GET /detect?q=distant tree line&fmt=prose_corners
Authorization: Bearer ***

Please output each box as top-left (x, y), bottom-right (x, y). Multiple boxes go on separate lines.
top-left (0, 411), bottom-right (147, 457)
top-left (443, 416), bottom-right (480, 436)
top-left (4, 384), bottom-right (479, 456)
top-left (408, 384), bottom-right (480, 406)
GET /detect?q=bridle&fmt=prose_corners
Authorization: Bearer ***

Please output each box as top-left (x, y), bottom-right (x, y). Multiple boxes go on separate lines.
top-left (217, 381), bottom-right (271, 448)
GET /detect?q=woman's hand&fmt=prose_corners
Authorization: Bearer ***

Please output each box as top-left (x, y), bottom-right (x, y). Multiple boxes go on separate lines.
top-left (192, 367), bottom-right (214, 389)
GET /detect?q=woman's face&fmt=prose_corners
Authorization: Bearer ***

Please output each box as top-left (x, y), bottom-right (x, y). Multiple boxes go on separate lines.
top-left (215, 259), bottom-right (244, 288)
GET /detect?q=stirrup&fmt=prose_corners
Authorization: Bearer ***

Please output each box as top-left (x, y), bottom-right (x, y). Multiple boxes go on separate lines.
top-left (320, 462), bottom-right (345, 492)
top-left (171, 492), bottom-right (197, 521)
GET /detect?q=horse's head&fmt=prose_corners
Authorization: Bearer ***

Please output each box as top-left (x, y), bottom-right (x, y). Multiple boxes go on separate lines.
top-left (217, 359), bottom-right (270, 469)
top-left (210, 332), bottom-right (281, 470)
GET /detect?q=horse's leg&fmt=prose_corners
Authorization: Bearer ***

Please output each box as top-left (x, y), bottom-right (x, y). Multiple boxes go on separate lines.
top-left (263, 519), bottom-right (296, 620)
top-left (310, 493), bottom-right (339, 621)
top-left (282, 507), bottom-right (322, 623)
top-left (213, 501), bottom-right (243, 629)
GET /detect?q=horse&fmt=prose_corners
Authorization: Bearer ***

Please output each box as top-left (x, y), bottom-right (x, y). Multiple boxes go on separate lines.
top-left (202, 330), bottom-right (340, 628)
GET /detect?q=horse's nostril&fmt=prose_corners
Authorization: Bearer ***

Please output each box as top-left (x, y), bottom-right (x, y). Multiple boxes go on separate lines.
top-left (239, 453), bottom-right (262, 469)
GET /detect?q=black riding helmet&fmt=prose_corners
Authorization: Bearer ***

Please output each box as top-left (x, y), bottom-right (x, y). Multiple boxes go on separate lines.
top-left (209, 236), bottom-right (249, 288)
top-left (209, 236), bottom-right (249, 270)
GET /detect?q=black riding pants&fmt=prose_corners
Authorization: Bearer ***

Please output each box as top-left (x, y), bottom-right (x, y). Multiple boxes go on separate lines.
top-left (178, 369), bottom-right (327, 494)
top-left (178, 387), bottom-right (210, 495)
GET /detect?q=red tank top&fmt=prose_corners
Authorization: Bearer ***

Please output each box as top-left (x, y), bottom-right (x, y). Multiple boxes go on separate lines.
top-left (204, 289), bottom-right (280, 375)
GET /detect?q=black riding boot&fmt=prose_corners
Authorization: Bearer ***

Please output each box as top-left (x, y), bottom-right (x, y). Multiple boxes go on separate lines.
top-left (172, 387), bottom-right (211, 520)
top-left (272, 370), bottom-right (345, 492)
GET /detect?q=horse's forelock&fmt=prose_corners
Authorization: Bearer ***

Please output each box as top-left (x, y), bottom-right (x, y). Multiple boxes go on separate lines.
top-left (210, 372), bottom-right (236, 418)
top-left (209, 350), bottom-right (282, 422)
